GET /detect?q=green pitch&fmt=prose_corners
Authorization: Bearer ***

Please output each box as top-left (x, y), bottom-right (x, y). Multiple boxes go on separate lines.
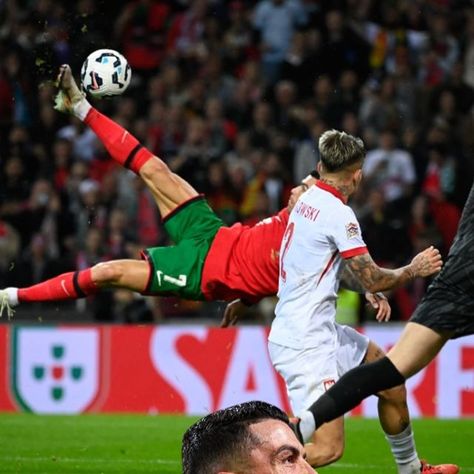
top-left (1, 414), bottom-right (473, 473)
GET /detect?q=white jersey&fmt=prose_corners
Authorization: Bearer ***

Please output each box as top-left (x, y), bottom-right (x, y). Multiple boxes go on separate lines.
top-left (269, 181), bottom-right (368, 349)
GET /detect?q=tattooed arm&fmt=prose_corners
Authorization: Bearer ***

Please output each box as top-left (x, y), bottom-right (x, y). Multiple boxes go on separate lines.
top-left (339, 263), bottom-right (366, 293)
top-left (340, 263), bottom-right (392, 322)
top-left (345, 246), bottom-right (443, 293)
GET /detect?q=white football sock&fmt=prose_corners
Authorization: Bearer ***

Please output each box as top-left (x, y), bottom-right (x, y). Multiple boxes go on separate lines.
top-left (73, 98), bottom-right (92, 121)
top-left (5, 287), bottom-right (19, 307)
top-left (385, 424), bottom-right (421, 474)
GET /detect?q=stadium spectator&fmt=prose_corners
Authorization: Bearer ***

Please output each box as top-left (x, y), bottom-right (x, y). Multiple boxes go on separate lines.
top-left (222, 0), bottom-right (255, 72)
top-left (363, 129), bottom-right (416, 213)
top-left (114, 0), bottom-right (171, 73)
top-left (281, 29), bottom-right (324, 98)
top-left (166, 0), bottom-right (208, 60)
top-left (200, 55), bottom-right (236, 107)
top-left (463, 10), bottom-right (474, 88)
top-left (359, 76), bottom-right (401, 137)
top-left (292, 119), bottom-right (324, 184)
top-left (204, 96), bottom-right (237, 158)
top-left (1, 156), bottom-right (32, 246)
top-left (206, 159), bottom-right (241, 225)
top-left (0, 220), bottom-right (19, 288)
top-left (319, 8), bottom-right (370, 82)
top-left (253, 0), bottom-right (308, 85)
top-left (359, 188), bottom-right (411, 267)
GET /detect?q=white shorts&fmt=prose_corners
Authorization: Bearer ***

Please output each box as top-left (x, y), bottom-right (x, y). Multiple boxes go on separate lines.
top-left (268, 324), bottom-right (369, 415)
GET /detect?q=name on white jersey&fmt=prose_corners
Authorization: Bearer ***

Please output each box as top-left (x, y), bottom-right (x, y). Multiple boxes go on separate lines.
top-left (294, 201), bottom-right (320, 222)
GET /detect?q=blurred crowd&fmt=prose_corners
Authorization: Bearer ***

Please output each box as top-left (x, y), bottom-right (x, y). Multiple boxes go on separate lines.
top-left (0, 0), bottom-right (473, 324)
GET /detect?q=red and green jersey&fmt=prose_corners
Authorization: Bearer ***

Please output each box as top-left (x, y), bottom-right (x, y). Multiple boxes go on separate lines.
top-left (201, 208), bottom-right (289, 303)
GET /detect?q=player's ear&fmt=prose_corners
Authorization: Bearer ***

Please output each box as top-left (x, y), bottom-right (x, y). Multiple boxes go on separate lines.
top-left (353, 168), bottom-right (362, 184)
top-left (316, 161), bottom-right (323, 174)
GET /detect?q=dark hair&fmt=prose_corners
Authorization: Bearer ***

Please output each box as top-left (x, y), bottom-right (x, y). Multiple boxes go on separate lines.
top-left (182, 401), bottom-right (290, 474)
top-left (319, 129), bottom-right (365, 172)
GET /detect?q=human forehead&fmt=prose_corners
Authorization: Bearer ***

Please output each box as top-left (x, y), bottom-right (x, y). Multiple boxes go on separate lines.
top-left (301, 175), bottom-right (317, 188)
top-left (246, 420), bottom-right (312, 474)
top-left (294, 176), bottom-right (316, 194)
top-left (249, 419), bottom-right (300, 452)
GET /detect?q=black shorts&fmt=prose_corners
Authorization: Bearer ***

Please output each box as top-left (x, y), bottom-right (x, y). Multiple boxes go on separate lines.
top-left (411, 183), bottom-right (474, 339)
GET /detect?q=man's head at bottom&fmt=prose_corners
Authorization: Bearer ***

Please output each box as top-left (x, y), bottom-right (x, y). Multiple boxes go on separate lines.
top-left (182, 400), bottom-right (314, 474)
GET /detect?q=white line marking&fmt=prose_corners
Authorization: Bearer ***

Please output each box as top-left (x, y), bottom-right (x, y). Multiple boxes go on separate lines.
top-left (0, 455), bottom-right (179, 465)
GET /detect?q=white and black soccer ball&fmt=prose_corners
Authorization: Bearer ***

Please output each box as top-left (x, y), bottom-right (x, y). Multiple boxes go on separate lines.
top-left (81, 49), bottom-right (131, 98)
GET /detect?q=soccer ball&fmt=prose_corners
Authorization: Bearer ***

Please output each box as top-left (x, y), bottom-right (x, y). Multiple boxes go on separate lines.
top-left (81, 49), bottom-right (131, 98)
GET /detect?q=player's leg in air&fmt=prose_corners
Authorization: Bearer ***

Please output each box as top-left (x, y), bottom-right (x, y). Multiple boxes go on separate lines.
top-left (54, 64), bottom-right (199, 221)
top-left (0, 65), bottom-right (223, 317)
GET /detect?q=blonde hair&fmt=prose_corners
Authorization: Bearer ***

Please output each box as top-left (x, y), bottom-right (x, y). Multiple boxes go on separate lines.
top-left (319, 129), bottom-right (365, 172)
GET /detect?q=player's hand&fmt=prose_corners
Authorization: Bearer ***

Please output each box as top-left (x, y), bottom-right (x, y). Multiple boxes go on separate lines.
top-left (365, 292), bottom-right (391, 322)
top-left (220, 299), bottom-right (247, 328)
top-left (410, 246), bottom-right (443, 277)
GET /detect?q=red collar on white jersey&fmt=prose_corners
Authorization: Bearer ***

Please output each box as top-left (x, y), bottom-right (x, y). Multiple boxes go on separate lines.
top-left (314, 180), bottom-right (348, 204)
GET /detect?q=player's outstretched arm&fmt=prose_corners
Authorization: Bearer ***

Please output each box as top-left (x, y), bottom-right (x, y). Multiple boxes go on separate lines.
top-left (346, 246), bottom-right (443, 293)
